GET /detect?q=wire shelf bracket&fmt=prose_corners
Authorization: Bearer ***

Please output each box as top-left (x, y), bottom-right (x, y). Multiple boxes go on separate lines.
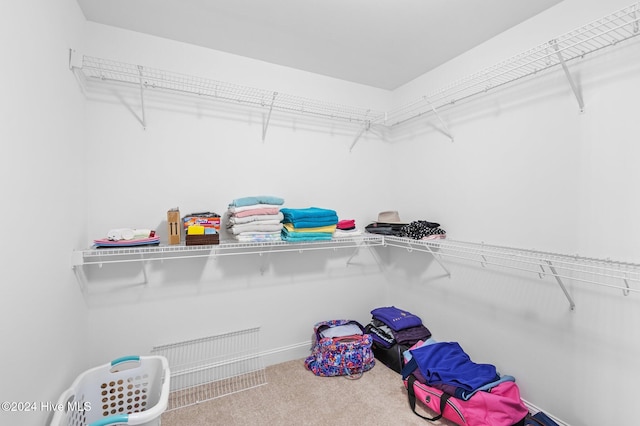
top-left (345, 237), bottom-right (384, 269)
top-left (423, 242), bottom-right (452, 277)
top-left (544, 260), bottom-right (576, 310)
top-left (426, 96), bottom-right (454, 142)
top-left (137, 65), bottom-right (147, 129)
top-left (349, 119), bottom-right (371, 152)
top-left (262, 92), bottom-right (277, 142)
top-left (551, 40), bottom-right (585, 113)
top-left (383, 238), bottom-right (452, 278)
top-left (623, 275), bottom-right (631, 296)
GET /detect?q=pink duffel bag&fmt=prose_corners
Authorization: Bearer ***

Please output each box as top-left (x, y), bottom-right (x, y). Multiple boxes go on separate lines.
top-left (404, 375), bottom-right (529, 426)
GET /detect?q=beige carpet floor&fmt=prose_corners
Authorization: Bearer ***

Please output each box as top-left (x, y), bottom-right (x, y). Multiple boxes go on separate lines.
top-left (161, 358), bottom-right (458, 426)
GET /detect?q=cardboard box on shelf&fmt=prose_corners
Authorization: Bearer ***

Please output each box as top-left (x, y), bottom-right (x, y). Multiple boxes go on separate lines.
top-left (182, 213), bottom-right (221, 232)
top-left (167, 208), bottom-right (181, 245)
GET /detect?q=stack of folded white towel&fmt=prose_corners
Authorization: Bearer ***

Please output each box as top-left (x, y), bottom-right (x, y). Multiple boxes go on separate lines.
top-left (225, 195), bottom-right (285, 242)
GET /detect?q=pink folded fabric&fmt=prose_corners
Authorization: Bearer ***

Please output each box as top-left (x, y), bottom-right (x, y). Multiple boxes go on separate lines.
top-left (337, 219), bottom-right (356, 229)
top-left (422, 234), bottom-right (446, 240)
top-left (233, 207), bottom-right (281, 218)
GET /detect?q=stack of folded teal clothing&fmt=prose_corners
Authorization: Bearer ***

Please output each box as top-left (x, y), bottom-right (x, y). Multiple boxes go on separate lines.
top-left (280, 207), bottom-right (338, 241)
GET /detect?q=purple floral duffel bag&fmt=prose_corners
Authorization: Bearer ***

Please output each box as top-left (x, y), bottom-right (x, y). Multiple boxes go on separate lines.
top-left (304, 319), bottom-right (375, 379)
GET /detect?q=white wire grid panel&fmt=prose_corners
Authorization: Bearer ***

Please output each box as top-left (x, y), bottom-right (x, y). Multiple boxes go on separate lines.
top-left (383, 236), bottom-right (640, 295)
top-left (150, 327), bottom-right (266, 412)
top-left (380, 2), bottom-right (640, 126)
top-left (72, 235), bottom-right (385, 266)
top-left (76, 54), bottom-right (381, 124)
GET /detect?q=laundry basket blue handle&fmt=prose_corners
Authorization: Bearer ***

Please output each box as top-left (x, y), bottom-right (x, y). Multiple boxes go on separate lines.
top-left (88, 414), bottom-right (129, 426)
top-left (109, 356), bottom-right (141, 373)
top-left (111, 355), bottom-right (140, 367)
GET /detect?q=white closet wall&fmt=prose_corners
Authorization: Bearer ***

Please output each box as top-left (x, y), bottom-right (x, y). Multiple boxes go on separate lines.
top-left (78, 22), bottom-right (394, 368)
top-left (387, 0), bottom-right (640, 424)
top-left (0, 1), bottom-right (88, 426)
top-left (4, 0), bottom-right (637, 425)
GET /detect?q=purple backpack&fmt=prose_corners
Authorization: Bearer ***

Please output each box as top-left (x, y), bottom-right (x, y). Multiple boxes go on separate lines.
top-left (304, 320), bottom-right (375, 379)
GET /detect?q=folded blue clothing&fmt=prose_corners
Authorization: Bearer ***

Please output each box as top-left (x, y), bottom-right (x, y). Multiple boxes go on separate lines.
top-left (282, 235), bottom-right (333, 242)
top-left (456, 375), bottom-right (515, 400)
top-left (229, 195), bottom-right (284, 207)
top-left (371, 306), bottom-right (423, 331)
top-left (280, 207), bottom-right (338, 222)
top-left (281, 229), bottom-right (333, 241)
top-left (402, 338), bottom-right (438, 363)
top-left (402, 342), bottom-right (499, 393)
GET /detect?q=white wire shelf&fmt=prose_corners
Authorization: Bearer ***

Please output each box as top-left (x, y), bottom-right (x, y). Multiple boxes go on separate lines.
top-left (69, 2), bottom-right (640, 141)
top-left (378, 1), bottom-right (640, 127)
top-left (70, 52), bottom-right (381, 125)
top-left (71, 234), bottom-right (385, 266)
top-left (73, 233), bottom-right (640, 301)
top-left (383, 236), bottom-right (640, 308)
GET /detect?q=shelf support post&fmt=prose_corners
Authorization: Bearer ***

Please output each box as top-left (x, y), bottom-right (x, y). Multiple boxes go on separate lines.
top-left (344, 238), bottom-right (383, 269)
top-left (72, 266), bottom-right (88, 295)
top-left (551, 40), bottom-right (585, 113)
top-left (137, 65), bottom-right (147, 129)
top-left (622, 272), bottom-right (630, 296)
top-left (368, 241), bottom-right (387, 273)
top-left (257, 250), bottom-right (271, 275)
top-left (545, 260), bottom-right (576, 310)
top-left (345, 244), bottom-right (361, 266)
top-left (349, 119), bottom-right (371, 152)
top-left (424, 96), bottom-right (453, 142)
top-left (68, 48), bottom-right (83, 70)
top-left (141, 261), bottom-right (149, 285)
top-left (424, 244), bottom-right (451, 278)
top-left (262, 92), bottom-right (278, 142)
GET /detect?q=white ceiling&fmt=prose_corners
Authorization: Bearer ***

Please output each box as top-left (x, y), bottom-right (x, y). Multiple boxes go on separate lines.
top-left (75, 0), bottom-right (564, 90)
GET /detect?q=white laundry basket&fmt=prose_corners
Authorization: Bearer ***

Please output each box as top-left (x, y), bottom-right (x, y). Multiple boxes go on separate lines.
top-left (50, 355), bottom-right (170, 426)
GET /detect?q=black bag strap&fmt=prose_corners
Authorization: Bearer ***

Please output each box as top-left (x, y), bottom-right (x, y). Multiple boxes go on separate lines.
top-left (406, 375), bottom-right (452, 422)
top-left (525, 413), bottom-right (548, 426)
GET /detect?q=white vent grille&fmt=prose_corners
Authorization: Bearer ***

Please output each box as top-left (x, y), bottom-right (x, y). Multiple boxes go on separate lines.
top-left (151, 327), bottom-right (266, 411)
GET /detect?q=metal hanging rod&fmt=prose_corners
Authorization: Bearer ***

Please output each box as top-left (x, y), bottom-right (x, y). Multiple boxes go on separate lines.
top-left (380, 2), bottom-right (640, 127)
